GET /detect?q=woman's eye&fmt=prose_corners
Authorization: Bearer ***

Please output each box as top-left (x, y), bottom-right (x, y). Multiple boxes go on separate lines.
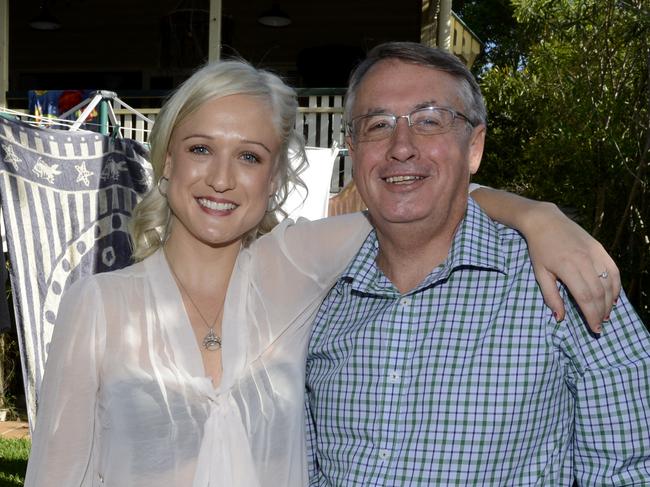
top-left (241, 152), bottom-right (261, 164)
top-left (189, 145), bottom-right (210, 155)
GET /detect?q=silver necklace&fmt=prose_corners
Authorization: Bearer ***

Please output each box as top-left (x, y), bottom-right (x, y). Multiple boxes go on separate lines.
top-left (165, 251), bottom-right (222, 351)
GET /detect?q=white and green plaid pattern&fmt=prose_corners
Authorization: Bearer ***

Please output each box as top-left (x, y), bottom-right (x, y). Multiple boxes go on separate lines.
top-left (305, 198), bottom-right (650, 486)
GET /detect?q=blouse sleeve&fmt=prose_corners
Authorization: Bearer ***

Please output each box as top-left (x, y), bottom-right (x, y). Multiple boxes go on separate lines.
top-left (271, 212), bottom-right (372, 286)
top-left (469, 182), bottom-right (483, 193)
top-left (242, 212), bottom-right (371, 345)
top-left (24, 277), bottom-right (106, 487)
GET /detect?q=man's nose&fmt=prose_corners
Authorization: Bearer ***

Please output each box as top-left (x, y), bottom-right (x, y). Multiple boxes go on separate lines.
top-left (387, 117), bottom-right (418, 162)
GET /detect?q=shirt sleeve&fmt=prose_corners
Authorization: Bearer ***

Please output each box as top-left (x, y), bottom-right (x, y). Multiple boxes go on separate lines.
top-left (304, 386), bottom-right (320, 483)
top-left (24, 277), bottom-right (106, 487)
top-left (557, 291), bottom-right (650, 484)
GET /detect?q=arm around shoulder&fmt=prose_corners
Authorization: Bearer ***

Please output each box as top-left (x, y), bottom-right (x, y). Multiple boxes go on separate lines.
top-left (471, 185), bottom-right (620, 333)
top-left (268, 212), bottom-right (372, 284)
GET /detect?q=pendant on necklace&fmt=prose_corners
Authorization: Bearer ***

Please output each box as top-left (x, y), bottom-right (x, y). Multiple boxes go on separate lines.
top-left (203, 328), bottom-right (222, 351)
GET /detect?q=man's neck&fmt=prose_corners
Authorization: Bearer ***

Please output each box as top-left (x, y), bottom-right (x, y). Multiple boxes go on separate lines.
top-left (374, 215), bottom-right (463, 294)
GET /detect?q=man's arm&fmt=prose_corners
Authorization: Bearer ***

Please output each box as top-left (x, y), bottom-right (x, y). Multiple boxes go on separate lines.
top-left (304, 383), bottom-right (321, 484)
top-left (559, 292), bottom-right (650, 484)
top-left (471, 186), bottom-right (620, 333)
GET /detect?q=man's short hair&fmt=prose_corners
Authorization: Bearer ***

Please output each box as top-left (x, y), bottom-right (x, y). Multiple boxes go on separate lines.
top-left (344, 42), bottom-right (487, 128)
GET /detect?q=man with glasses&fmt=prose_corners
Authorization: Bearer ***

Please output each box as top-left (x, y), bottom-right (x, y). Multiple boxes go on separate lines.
top-left (305, 42), bottom-right (650, 485)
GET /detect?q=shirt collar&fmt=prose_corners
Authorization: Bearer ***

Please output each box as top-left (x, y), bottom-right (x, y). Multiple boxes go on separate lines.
top-left (339, 197), bottom-right (507, 295)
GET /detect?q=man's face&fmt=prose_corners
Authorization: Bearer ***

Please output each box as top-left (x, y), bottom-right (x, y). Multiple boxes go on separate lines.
top-left (347, 59), bottom-right (485, 236)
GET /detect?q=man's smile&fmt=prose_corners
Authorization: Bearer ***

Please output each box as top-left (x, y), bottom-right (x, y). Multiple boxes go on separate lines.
top-left (383, 175), bottom-right (426, 184)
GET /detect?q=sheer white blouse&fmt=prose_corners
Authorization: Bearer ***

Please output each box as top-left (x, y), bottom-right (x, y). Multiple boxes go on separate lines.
top-left (24, 213), bottom-right (371, 487)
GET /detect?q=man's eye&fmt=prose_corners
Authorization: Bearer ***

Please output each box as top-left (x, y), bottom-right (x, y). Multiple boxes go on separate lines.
top-left (366, 118), bottom-right (392, 132)
top-left (416, 117), bottom-right (442, 127)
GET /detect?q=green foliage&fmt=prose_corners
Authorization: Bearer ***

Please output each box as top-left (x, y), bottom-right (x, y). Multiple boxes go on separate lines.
top-left (453, 0), bottom-right (533, 73)
top-left (0, 438), bottom-right (29, 486)
top-left (473, 0), bottom-right (650, 322)
top-left (0, 333), bottom-right (19, 420)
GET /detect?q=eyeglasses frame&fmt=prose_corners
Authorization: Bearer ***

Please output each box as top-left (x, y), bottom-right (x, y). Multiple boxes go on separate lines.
top-left (346, 106), bottom-right (476, 143)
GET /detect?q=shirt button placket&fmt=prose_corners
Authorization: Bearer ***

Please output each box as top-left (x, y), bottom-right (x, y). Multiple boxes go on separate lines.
top-left (387, 369), bottom-right (401, 384)
top-left (384, 295), bottom-right (413, 475)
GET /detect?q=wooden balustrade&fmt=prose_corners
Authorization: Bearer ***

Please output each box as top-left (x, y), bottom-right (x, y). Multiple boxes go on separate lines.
top-left (3, 92), bottom-right (353, 191)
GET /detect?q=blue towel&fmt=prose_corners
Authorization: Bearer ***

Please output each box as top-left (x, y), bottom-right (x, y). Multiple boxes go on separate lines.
top-left (0, 117), bottom-right (152, 424)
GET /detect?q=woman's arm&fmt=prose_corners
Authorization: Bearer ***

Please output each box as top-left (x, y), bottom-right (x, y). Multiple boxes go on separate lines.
top-left (24, 278), bottom-right (104, 486)
top-left (471, 186), bottom-right (620, 333)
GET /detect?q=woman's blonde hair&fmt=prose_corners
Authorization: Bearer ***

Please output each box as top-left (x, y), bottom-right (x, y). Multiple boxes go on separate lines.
top-left (129, 60), bottom-right (307, 261)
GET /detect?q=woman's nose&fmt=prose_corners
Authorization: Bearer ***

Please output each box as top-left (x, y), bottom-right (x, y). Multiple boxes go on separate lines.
top-left (207, 159), bottom-right (235, 192)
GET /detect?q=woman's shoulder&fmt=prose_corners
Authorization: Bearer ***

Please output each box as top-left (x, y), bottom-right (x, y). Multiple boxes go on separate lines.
top-left (252, 212), bottom-right (370, 249)
top-left (243, 212), bottom-right (372, 284)
top-left (64, 257), bottom-right (150, 298)
top-left (287, 212), bottom-right (370, 231)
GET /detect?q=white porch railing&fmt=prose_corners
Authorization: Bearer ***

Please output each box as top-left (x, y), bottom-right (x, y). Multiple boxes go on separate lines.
top-left (116, 108), bottom-right (158, 143)
top-left (295, 91), bottom-right (350, 191)
top-left (2, 91), bottom-right (352, 191)
top-left (114, 92), bottom-right (352, 191)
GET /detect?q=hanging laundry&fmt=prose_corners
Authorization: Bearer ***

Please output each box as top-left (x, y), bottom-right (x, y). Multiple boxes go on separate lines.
top-left (0, 224), bottom-right (10, 331)
top-left (0, 117), bottom-right (153, 427)
top-left (281, 146), bottom-right (339, 221)
top-left (28, 90), bottom-right (97, 126)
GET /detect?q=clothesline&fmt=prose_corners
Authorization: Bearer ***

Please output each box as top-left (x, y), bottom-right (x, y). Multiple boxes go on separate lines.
top-left (0, 107), bottom-right (349, 159)
top-left (0, 107), bottom-right (152, 135)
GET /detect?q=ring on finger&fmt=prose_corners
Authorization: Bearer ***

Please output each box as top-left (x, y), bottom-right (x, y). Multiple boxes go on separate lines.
top-left (598, 271), bottom-right (609, 279)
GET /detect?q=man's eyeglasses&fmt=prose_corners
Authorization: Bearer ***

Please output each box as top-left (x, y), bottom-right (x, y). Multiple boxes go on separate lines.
top-left (347, 106), bottom-right (476, 143)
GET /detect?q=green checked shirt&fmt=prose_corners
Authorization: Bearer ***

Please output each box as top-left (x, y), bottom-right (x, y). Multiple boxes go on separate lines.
top-left (305, 198), bottom-right (650, 486)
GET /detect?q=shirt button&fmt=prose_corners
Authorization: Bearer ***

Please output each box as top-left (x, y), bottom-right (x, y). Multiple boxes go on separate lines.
top-left (400, 297), bottom-right (411, 306)
top-left (387, 369), bottom-right (401, 384)
top-left (378, 449), bottom-right (391, 460)
top-left (98, 474), bottom-right (104, 483)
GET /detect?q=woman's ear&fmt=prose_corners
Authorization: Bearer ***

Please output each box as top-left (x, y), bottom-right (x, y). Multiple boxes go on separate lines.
top-left (268, 176), bottom-right (279, 198)
top-left (269, 155), bottom-right (283, 198)
top-left (163, 152), bottom-right (173, 179)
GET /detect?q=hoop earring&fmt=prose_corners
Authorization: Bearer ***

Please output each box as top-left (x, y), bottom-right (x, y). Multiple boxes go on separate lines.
top-left (267, 194), bottom-right (281, 213)
top-left (157, 176), bottom-right (169, 197)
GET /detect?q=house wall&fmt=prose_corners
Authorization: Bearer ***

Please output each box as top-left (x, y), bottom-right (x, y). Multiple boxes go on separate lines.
top-left (7, 0), bottom-right (421, 106)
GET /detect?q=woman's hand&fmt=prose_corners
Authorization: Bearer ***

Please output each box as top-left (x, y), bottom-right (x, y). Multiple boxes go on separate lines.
top-left (523, 202), bottom-right (620, 333)
top-left (471, 186), bottom-right (620, 333)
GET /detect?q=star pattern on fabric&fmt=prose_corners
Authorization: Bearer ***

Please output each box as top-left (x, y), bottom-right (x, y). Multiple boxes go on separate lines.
top-left (1, 143), bottom-right (22, 168)
top-left (75, 161), bottom-right (94, 187)
top-left (100, 156), bottom-right (128, 181)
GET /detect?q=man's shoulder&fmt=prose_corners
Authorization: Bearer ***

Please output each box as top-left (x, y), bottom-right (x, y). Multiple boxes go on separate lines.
top-left (494, 221), bottom-right (536, 277)
top-left (463, 198), bottom-right (532, 272)
top-left (493, 220), bottom-right (528, 250)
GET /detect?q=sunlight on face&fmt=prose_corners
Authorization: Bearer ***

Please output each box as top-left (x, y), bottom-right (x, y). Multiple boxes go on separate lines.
top-left (163, 94), bottom-right (282, 249)
top-left (348, 60), bottom-right (485, 234)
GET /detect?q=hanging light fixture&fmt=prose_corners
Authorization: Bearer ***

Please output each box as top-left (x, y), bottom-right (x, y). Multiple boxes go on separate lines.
top-left (29, 1), bottom-right (62, 31)
top-left (257, 3), bottom-right (291, 27)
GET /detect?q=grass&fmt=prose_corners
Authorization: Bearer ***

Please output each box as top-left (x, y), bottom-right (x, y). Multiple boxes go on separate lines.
top-left (0, 438), bottom-right (29, 487)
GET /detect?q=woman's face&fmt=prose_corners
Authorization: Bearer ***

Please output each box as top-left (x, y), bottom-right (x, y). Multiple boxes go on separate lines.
top-left (164, 94), bottom-right (281, 248)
